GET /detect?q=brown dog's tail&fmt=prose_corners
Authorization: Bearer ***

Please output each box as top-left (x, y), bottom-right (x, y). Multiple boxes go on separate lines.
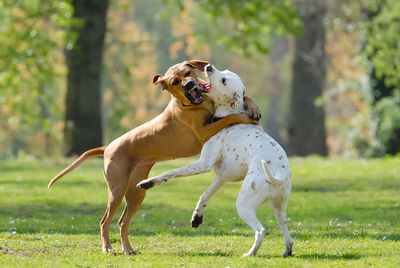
top-left (48, 146), bottom-right (106, 188)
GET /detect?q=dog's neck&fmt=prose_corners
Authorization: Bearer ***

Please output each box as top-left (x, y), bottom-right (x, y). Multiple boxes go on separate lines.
top-left (213, 99), bottom-right (246, 118)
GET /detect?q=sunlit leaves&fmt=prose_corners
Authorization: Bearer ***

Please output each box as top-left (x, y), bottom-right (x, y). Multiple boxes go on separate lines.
top-left (365, 0), bottom-right (400, 88)
top-left (0, 0), bottom-right (75, 157)
top-left (199, 0), bottom-right (303, 57)
top-left (161, 0), bottom-right (302, 57)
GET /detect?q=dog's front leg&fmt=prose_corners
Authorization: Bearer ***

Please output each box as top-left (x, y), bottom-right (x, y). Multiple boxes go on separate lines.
top-left (137, 160), bottom-right (213, 190)
top-left (191, 176), bottom-right (225, 228)
top-left (243, 96), bottom-right (261, 121)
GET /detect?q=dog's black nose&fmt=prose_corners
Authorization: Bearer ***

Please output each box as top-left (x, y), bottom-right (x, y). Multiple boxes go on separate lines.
top-left (183, 80), bottom-right (195, 90)
top-left (205, 64), bottom-right (213, 73)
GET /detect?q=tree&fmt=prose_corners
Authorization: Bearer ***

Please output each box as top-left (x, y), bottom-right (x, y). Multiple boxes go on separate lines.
top-left (64, 0), bottom-right (109, 155)
top-left (265, 36), bottom-right (289, 145)
top-left (0, 1), bottom-right (73, 157)
top-left (363, 0), bottom-right (400, 155)
top-left (287, 0), bottom-right (328, 156)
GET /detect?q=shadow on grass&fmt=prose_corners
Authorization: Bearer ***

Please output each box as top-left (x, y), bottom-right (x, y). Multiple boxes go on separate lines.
top-left (1, 200), bottom-right (399, 243)
top-left (296, 253), bottom-right (361, 260)
top-left (292, 176), bottom-right (400, 192)
top-left (173, 251), bottom-right (234, 257)
top-left (0, 179), bottom-right (95, 187)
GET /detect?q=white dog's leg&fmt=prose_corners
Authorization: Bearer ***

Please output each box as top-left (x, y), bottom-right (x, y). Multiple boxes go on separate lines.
top-left (270, 198), bottom-right (293, 257)
top-left (137, 159), bottom-right (214, 189)
top-left (191, 176), bottom-right (225, 228)
top-left (138, 140), bottom-right (221, 189)
top-left (236, 177), bottom-right (267, 257)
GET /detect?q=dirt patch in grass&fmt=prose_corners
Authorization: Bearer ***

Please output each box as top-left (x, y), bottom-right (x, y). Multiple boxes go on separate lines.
top-left (0, 247), bottom-right (49, 257)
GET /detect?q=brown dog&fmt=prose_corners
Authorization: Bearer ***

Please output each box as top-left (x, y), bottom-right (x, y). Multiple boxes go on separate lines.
top-left (48, 60), bottom-right (261, 255)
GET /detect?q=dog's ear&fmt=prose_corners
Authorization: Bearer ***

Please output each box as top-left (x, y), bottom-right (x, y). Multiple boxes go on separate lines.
top-left (153, 74), bottom-right (167, 90)
top-left (186, 60), bottom-right (209, 71)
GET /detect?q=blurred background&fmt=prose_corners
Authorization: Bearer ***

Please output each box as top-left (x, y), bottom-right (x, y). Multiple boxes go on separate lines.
top-left (1, 0), bottom-right (399, 159)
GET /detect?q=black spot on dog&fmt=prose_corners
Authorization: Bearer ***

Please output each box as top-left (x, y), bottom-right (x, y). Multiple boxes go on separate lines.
top-left (279, 155), bottom-right (283, 160)
top-left (267, 160), bottom-right (271, 164)
top-left (270, 141), bottom-right (276, 147)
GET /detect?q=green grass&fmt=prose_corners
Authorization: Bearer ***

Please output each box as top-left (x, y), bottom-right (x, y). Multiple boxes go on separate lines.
top-left (0, 156), bottom-right (399, 267)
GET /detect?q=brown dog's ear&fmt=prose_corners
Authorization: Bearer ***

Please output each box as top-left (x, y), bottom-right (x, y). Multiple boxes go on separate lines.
top-left (153, 74), bottom-right (167, 90)
top-left (186, 60), bottom-right (209, 71)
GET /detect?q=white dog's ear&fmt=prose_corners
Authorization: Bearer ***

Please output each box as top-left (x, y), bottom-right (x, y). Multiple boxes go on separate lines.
top-left (230, 92), bottom-right (241, 108)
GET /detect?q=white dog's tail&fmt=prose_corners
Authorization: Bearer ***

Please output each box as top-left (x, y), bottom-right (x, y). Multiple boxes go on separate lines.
top-left (262, 160), bottom-right (284, 185)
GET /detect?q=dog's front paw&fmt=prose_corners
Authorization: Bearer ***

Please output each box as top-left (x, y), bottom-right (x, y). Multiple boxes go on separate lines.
top-left (137, 180), bottom-right (154, 190)
top-left (245, 104), bottom-right (261, 121)
top-left (282, 250), bottom-right (293, 258)
top-left (191, 213), bottom-right (203, 228)
top-left (249, 109), bottom-right (261, 121)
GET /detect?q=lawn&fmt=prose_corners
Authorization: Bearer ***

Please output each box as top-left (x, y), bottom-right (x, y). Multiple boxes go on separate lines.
top-left (0, 156), bottom-right (399, 267)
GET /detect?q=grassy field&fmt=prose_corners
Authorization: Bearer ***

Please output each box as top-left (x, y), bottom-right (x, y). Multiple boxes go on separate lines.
top-left (0, 156), bottom-right (399, 267)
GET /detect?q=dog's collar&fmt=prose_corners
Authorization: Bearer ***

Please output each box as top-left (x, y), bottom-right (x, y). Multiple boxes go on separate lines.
top-left (211, 116), bottom-right (223, 123)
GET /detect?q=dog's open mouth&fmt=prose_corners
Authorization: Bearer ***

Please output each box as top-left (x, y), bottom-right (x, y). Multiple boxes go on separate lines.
top-left (184, 83), bottom-right (211, 104)
top-left (185, 85), bottom-right (203, 104)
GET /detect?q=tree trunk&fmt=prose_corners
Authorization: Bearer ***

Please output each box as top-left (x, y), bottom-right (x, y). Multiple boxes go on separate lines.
top-left (265, 36), bottom-right (289, 146)
top-left (288, 0), bottom-right (328, 156)
top-left (65, 0), bottom-right (108, 156)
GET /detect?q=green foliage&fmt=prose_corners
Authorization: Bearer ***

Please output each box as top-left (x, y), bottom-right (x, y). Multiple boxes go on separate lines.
top-left (0, 0), bottom-right (76, 157)
top-left (365, 0), bottom-right (400, 88)
top-left (163, 0), bottom-right (303, 57)
top-left (0, 157), bottom-right (400, 266)
top-left (201, 0), bottom-right (302, 57)
top-left (353, 92), bottom-right (400, 157)
top-left (351, 0), bottom-right (400, 156)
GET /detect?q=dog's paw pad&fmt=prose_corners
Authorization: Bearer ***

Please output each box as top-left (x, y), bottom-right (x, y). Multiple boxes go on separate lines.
top-left (282, 250), bottom-right (292, 258)
top-left (191, 214), bottom-right (203, 228)
top-left (137, 180), bottom-right (154, 190)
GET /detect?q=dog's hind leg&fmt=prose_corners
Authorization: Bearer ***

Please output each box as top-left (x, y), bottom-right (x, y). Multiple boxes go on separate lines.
top-left (270, 197), bottom-right (293, 257)
top-left (118, 162), bottom-right (154, 255)
top-left (236, 176), bottom-right (267, 257)
top-left (100, 160), bottom-right (130, 254)
top-left (191, 176), bottom-right (225, 228)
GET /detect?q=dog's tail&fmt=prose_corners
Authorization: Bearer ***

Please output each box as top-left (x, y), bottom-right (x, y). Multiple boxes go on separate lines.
top-left (262, 160), bottom-right (284, 185)
top-left (48, 146), bottom-right (106, 188)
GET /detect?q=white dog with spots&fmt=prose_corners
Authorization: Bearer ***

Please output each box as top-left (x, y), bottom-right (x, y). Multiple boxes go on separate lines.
top-left (138, 64), bottom-right (293, 257)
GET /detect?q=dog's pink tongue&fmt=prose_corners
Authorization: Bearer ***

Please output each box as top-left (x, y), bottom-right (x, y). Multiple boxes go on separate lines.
top-left (198, 83), bottom-right (211, 93)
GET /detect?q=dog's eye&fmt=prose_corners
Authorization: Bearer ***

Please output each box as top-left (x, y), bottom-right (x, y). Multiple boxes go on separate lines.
top-left (172, 78), bottom-right (181, 86)
top-left (221, 78), bottom-right (226, 86)
top-left (184, 70), bottom-right (191, 77)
